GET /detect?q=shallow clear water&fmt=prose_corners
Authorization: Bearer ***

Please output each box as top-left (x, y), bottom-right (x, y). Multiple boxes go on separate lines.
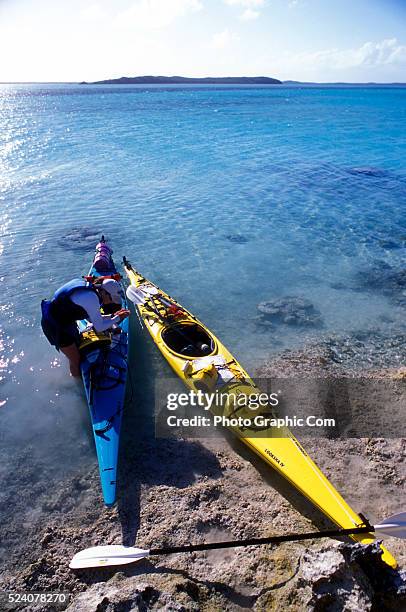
top-left (0, 84), bottom-right (405, 498)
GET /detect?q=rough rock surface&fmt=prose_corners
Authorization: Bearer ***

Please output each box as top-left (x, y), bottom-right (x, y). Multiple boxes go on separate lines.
top-left (58, 228), bottom-right (104, 252)
top-left (0, 336), bottom-right (404, 611)
top-left (354, 263), bottom-right (406, 307)
top-left (257, 296), bottom-right (323, 327)
top-left (347, 166), bottom-right (388, 178)
top-left (225, 234), bottom-right (250, 244)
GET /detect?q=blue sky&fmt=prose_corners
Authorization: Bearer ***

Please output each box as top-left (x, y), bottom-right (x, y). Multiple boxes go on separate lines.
top-left (0, 0), bottom-right (405, 82)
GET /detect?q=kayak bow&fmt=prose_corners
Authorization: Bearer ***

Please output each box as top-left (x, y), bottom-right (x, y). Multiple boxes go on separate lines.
top-left (77, 238), bottom-right (129, 506)
top-left (123, 258), bottom-right (397, 568)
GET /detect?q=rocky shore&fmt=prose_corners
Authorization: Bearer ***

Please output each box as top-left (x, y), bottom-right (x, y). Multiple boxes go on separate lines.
top-left (0, 331), bottom-right (405, 611)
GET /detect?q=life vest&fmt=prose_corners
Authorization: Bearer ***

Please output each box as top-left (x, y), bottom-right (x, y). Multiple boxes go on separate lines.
top-left (51, 279), bottom-right (100, 325)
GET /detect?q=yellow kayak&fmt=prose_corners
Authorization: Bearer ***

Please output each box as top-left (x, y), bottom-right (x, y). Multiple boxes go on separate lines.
top-left (123, 258), bottom-right (396, 568)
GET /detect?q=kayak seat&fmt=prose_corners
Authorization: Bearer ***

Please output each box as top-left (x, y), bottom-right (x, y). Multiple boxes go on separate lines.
top-left (162, 323), bottom-right (214, 357)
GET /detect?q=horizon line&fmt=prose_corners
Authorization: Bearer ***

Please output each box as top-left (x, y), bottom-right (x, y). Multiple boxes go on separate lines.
top-left (1, 80), bottom-right (406, 85)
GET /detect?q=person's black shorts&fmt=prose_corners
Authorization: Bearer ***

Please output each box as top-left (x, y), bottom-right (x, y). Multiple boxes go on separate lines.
top-left (41, 300), bottom-right (79, 350)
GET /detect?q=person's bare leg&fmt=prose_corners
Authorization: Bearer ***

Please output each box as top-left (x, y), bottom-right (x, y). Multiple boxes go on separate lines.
top-left (60, 344), bottom-right (81, 377)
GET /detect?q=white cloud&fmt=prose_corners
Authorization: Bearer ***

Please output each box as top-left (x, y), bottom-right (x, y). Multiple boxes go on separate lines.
top-left (295, 38), bottom-right (406, 70)
top-left (225, 0), bottom-right (265, 21)
top-left (224, 0), bottom-right (265, 7)
top-left (80, 4), bottom-right (108, 22)
top-left (114, 0), bottom-right (203, 30)
top-left (239, 8), bottom-right (260, 20)
top-left (210, 28), bottom-right (239, 49)
top-left (359, 38), bottom-right (406, 66)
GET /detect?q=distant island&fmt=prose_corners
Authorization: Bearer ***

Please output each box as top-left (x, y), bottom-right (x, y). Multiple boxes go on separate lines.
top-left (80, 75), bottom-right (282, 85)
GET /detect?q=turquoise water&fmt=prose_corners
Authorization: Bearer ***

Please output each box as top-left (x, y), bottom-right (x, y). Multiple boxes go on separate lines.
top-left (0, 84), bottom-right (405, 485)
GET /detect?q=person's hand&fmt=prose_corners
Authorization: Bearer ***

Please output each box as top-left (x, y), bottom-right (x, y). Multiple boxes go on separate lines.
top-left (115, 308), bottom-right (131, 322)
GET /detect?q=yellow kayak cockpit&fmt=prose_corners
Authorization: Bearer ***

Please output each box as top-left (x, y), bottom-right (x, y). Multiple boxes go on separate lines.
top-left (160, 322), bottom-right (215, 358)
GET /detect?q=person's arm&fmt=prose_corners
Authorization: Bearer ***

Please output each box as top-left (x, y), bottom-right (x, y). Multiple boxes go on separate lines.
top-left (71, 290), bottom-right (121, 331)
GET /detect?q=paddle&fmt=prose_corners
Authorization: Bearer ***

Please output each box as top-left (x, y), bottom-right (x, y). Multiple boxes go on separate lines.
top-left (126, 284), bottom-right (175, 314)
top-left (69, 511), bottom-right (406, 569)
top-left (125, 284), bottom-right (210, 356)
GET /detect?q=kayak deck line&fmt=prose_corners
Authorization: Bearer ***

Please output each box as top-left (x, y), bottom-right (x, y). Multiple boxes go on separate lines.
top-left (122, 257), bottom-right (397, 569)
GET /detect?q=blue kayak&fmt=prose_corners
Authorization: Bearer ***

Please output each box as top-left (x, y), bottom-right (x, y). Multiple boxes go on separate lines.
top-left (77, 237), bottom-right (129, 506)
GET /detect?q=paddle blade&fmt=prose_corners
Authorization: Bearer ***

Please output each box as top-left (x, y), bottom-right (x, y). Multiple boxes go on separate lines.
top-left (126, 285), bottom-right (146, 305)
top-left (69, 545), bottom-right (150, 569)
top-left (142, 286), bottom-right (159, 296)
top-left (374, 512), bottom-right (406, 539)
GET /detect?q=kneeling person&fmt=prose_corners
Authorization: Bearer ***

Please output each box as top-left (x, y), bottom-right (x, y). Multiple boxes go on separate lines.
top-left (41, 278), bottom-right (130, 377)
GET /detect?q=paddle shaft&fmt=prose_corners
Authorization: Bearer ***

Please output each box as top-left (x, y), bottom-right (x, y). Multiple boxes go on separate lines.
top-left (124, 259), bottom-right (207, 354)
top-left (149, 525), bottom-right (375, 556)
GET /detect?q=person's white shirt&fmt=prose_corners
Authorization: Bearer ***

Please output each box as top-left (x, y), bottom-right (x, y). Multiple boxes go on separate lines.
top-left (71, 289), bottom-right (120, 331)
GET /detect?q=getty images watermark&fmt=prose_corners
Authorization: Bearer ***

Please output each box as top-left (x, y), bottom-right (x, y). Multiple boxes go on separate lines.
top-left (155, 376), bottom-right (406, 439)
top-left (163, 390), bottom-right (335, 432)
